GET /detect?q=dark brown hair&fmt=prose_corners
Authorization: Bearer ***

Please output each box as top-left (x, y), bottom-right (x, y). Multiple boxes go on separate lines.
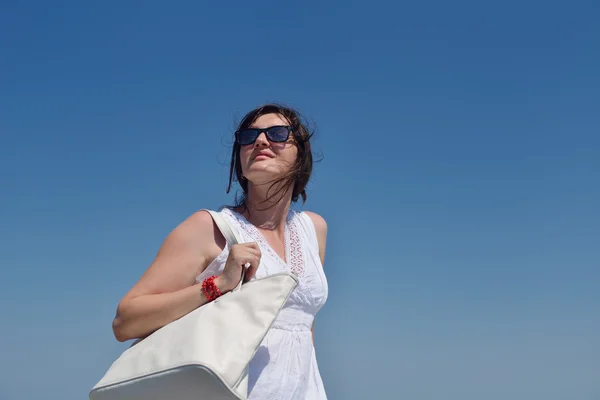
top-left (226, 103), bottom-right (314, 210)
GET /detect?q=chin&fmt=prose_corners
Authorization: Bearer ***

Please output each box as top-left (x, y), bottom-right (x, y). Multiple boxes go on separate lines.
top-left (245, 169), bottom-right (288, 185)
top-left (247, 162), bottom-right (288, 176)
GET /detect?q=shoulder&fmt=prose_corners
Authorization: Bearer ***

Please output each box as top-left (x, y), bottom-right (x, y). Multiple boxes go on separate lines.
top-left (188, 209), bottom-right (220, 229)
top-left (171, 210), bottom-right (215, 239)
top-left (162, 209), bottom-right (226, 257)
top-left (302, 211), bottom-right (328, 238)
top-left (190, 209), bottom-right (227, 246)
top-left (302, 211), bottom-right (328, 265)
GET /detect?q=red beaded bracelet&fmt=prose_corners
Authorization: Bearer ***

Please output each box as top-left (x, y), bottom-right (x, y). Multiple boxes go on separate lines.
top-left (201, 275), bottom-right (222, 302)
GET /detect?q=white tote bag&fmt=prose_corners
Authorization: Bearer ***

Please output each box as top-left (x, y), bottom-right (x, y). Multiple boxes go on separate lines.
top-left (90, 209), bottom-right (298, 400)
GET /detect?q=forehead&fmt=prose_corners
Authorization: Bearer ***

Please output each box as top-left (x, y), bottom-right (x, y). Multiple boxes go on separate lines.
top-left (249, 113), bottom-right (289, 129)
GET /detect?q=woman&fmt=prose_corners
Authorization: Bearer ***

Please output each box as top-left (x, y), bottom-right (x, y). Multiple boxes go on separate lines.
top-left (112, 103), bottom-right (329, 399)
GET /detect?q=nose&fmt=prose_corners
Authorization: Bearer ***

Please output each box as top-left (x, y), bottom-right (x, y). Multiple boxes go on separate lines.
top-left (254, 131), bottom-right (270, 148)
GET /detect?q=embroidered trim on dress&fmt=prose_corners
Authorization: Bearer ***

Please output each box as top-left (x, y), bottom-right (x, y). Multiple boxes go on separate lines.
top-left (286, 215), bottom-right (305, 277)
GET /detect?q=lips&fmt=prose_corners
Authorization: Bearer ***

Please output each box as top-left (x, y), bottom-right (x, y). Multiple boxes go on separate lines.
top-left (253, 152), bottom-right (274, 160)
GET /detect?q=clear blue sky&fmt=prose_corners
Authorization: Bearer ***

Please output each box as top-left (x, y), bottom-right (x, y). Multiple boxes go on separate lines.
top-left (1, 1), bottom-right (599, 399)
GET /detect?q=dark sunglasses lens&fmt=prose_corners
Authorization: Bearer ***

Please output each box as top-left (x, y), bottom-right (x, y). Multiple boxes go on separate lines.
top-left (237, 130), bottom-right (258, 145)
top-left (267, 126), bottom-right (289, 142)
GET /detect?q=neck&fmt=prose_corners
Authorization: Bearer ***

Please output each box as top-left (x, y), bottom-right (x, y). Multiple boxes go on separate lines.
top-left (237, 181), bottom-right (293, 231)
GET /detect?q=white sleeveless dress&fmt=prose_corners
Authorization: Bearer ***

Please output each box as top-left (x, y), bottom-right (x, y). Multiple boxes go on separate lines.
top-left (195, 207), bottom-right (329, 400)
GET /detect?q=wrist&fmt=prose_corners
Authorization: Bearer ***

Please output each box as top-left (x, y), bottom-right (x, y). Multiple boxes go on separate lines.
top-left (214, 276), bottom-right (235, 294)
top-left (201, 275), bottom-right (225, 302)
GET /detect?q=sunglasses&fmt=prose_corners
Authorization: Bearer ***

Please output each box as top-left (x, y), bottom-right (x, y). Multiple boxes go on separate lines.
top-left (235, 125), bottom-right (292, 146)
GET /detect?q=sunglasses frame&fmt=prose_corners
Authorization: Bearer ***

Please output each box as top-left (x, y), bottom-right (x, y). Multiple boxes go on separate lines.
top-left (235, 125), bottom-right (293, 146)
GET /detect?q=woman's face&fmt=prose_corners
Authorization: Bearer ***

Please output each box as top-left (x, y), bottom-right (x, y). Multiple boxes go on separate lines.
top-left (239, 113), bottom-right (298, 186)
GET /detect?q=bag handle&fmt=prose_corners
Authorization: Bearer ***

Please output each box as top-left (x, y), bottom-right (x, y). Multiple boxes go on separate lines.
top-left (206, 209), bottom-right (242, 246)
top-left (205, 209), bottom-right (246, 292)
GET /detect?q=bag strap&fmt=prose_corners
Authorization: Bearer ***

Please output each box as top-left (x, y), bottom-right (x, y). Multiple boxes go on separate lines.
top-left (204, 209), bottom-right (246, 291)
top-left (205, 209), bottom-right (242, 245)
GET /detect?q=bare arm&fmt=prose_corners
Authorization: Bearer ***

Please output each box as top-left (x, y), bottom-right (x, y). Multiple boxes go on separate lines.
top-left (112, 211), bottom-right (227, 342)
top-left (305, 211), bottom-right (328, 343)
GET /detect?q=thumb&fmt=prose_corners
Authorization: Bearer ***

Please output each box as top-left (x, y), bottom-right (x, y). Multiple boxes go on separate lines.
top-left (244, 263), bottom-right (258, 282)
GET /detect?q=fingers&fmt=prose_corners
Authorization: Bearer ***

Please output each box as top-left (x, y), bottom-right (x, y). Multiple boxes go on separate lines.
top-left (241, 253), bottom-right (259, 267)
top-left (244, 260), bottom-right (259, 281)
top-left (243, 247), bottom-right (261, 259)
top-left (233, 243), bottom-right (261, 260)
top-left (235, 243), bottom-right (261, 279)
top-left (225, 242), bottom-right (261, 283)
top-left (239, 242), bottom-right (260, 253)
